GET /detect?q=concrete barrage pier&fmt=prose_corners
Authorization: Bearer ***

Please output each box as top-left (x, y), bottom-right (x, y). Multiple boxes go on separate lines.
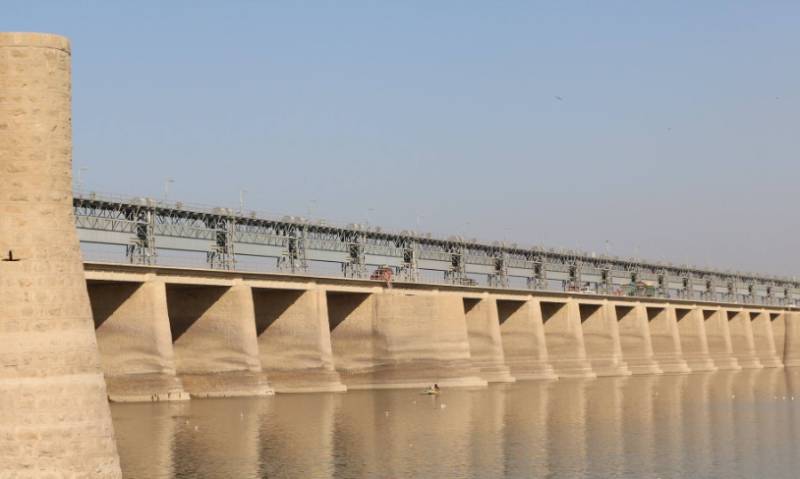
top-left (0, 33), bottom-right (122, 476)
top-left (85, 263), bottom-right (800, 401)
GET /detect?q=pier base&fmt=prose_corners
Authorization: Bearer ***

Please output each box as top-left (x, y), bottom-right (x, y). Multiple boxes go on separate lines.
top-left (90, 279), bottom-right (189, 401)
top-left (541, 300), bottom-right (596, 378)
top-left (579, 301), bottom-right (631, 377)
top-left (725, 309), bottom-right (763, 369)
top-left (168, 283), bottom-right (273, 397)
top-left (253, 287), bottom-right (346, 393)
top-left (674, 307), bottom-right (717, 372)
top-left (330, 290), bottom-right (487, 389)
top-left (702, 308), bottom-right (741, 370)
top-left (616, 303), bottom-right (662, 375)
top-left (646, 305), bottom-right (690, 374)
top-left (498, 298), bottom-right (557, 380)
top-left (464, 296), bottom-right (515, 383)
top-left (750, 310), bottom-right (783, 368)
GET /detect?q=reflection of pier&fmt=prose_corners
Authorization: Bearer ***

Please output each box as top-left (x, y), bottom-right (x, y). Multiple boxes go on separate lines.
top-left (110, 370), bottom-right (800, 477)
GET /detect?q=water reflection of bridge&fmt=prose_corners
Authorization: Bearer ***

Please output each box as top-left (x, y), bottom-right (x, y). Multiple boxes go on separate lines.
top-left (112, 370), bottom-right (800, 478)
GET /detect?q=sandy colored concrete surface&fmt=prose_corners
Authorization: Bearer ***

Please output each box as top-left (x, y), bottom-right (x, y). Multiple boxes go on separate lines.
top-left (497, 298), bottom-right (557, 380)
top-left (540, 299), bottom-right (596, 378)
top-left (783, 312), bottom-right (800, 367)
top-left (673, 307), bottom-right (717, 372)
top-left (615, 303), bottom-right (662, 375)
top-left (463, 296), bottom-right (515, 383)
top-left (702, 308), bottom-right (742, 370)
top-left (253, 286), bottom-right (346, 392)
top-left (0, 32), bottom-right (121, 476)
top-left (644, 304), bottom-right (690, 374)
top-left (749, 310), bottom-right (783, 368)
top-left (167, 282), bottom-right (272, 397)
top-left (771, 312), bottom-right (786, 361)
top-left (329, 290), bottom-right (487, 389)
top-left (578, 300), bottom-right (631, 376)
top-left (724, 309), bottom-right (763, 369)
top-left (89, 278), bottom-right (189, 401)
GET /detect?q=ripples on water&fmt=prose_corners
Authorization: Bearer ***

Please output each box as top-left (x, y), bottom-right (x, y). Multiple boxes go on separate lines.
top-left (111, 369), bottom-right (800, 478)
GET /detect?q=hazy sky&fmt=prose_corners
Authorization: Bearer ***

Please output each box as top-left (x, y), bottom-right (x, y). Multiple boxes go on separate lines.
top-left (5, 1), bottom-right (799, 276)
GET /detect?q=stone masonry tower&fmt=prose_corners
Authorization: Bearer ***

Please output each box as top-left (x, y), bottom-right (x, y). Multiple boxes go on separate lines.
top-left (0, 33), bottom-right (122, 476)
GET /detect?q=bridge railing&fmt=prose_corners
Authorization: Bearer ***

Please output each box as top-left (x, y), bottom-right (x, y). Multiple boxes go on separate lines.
top-left (73, 191), bottom-right (800, 307)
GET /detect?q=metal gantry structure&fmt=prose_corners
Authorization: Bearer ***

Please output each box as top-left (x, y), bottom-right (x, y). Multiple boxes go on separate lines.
top-left (73, 192), bottom-right (800, 306)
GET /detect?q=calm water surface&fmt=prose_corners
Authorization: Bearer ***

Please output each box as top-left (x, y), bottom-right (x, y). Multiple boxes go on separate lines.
top-left (111, 369), bottom-right (800, 478)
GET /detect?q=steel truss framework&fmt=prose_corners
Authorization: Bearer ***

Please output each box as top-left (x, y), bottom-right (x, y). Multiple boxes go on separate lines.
top-left (73, 193), bottom-right (800, 306)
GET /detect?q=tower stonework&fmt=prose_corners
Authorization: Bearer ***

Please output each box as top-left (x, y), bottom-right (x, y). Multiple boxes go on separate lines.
top-left (0, 33), bottom-right (122, 476)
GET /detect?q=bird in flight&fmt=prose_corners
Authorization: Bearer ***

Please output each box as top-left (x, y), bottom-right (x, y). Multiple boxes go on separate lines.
top-left (555, 96), bottom-right (564, 101)
top-left (2, 250), bottom-right (20, 262)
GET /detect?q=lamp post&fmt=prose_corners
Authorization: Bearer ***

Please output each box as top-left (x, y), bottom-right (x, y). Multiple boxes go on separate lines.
top-left (164, 178), bottom-right (174, 202)
top-left (239, 189), bottom-right (247, 215)
top-left (76, 166), bottom-right (88, 193)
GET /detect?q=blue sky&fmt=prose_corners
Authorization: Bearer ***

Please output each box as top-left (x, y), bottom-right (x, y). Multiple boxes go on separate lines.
top-left (4, 1), bottom-right (800, 275)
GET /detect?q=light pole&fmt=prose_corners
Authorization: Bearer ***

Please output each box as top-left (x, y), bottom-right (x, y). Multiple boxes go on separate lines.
top-left (164, 178), bottom-right (174, 202)
top-left (239, 189), bottom-right (247, 215)
top-left (76, 166), bottom-right (88, 193)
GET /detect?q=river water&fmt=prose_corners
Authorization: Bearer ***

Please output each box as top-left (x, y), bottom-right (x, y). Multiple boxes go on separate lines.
top-left (111, 369), bottom-right (800, 478)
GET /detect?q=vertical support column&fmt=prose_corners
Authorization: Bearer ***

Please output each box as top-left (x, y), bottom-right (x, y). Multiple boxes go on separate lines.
top-left (771, 312), bottom-right (786, 361)
top-left (464, 295), bottom-right (515, 383)
top-left (253, 286), bottom-right (346, 392)
top-left (725, 308), bottom-right (763, 369)
top-left (645, 305), bottom-right (690, 374)
top-left (498, 297), bottom-right (557, 380)
top-left (168, 281), bottom-right (273, 397)
top-left (615, 302), bottom-right (662, 375)
top-left (0, 32), bottom-right (121, 476)
top-left (90, 277), bottom-right (189, 401)
top-left (784, 311), bottom-right (800, 367)
top-left (702, 307), bottom-right (741, 370)
top-left (674, 307), bottom-right (717, 372)
top-left (579, 300), bottom-right (631, 376)
top-left (750, 310), bottom-right (782, 368)
top-left (329, 289), bottom-right (486, 389)
top-left (540, 299), bottom-right (596, 378)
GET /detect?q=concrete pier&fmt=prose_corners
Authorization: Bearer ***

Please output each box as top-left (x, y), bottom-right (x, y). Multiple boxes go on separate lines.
top-left (0, 32), bottom-right (121, 476)
top-left (540, 300), bottom-right (596, 378)
top-left (749, 310), bottom-right (783, 368)
top-left (615, 303), bottom-right (662, 375)
top-left (771, 312), bottom-right (786, 361)
top-left (75, 262), bottom-right (800, 396)
top-left (645, 305), bottom-right (690, 374)
top-left (783, 312), bottom-right (800, 367)
top-left (497, 298), bottom-right (557, 380)
top-left (252, 286), bottom-right (346, 392)
top-left (702, 308), bottom-right (741, 370)
top-left (463, 295), bottom-right (515, 383)
top-left (166, 283), bottom-right (272, 397)
top-left (725, 309), bottom-right (763, 369)
top-left (674, 307), bottom-right (717, 372)
top-left (578, 300), bottom-right (631, 376)
top-left (329, 290), bottom-right (486, 389)
top-left (89, 278), bottom-right (189, 401)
